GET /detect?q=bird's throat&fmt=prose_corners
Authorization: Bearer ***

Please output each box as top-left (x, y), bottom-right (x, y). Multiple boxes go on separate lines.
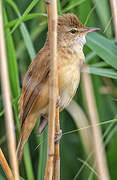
top-left (72, 35), bottom-right (86, 52)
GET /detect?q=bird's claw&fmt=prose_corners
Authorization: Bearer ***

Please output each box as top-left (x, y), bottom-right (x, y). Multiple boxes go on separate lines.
top-left (54, 129), bottom-right (62, 144)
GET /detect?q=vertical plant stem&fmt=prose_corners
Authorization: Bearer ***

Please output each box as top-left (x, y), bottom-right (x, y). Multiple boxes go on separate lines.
top-left (81, 66), bottom-right (110, 180)
top-left (53, 108), bottom-right (60, 180)
top-left (0, 148), bottom-right (14, 180)
top-left (0, 1), bottom-right (19, 180)
top-left (110, 0), bottom-right (117, 41)
top-left (46, 0), bottom-right (50, 35)
top-left (45, 0), bottom-right (58, 179)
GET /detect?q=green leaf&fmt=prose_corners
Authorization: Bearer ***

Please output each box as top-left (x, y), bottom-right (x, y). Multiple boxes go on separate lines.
top-left (87, 67), bottom-right (117, 79)
top-left (7, 0), bottom-right (39, 33)
top-left (87, 32), bottom-right (117, 70)
top-left (62, 0), bottom-right (86, 13)
top-left (20, 23), bottom-right (36, 59)
top-left (6, 0), bottom-right (36, 59)
top-left (37, 129), bottom-right (47, 180)
top-left (107, 131), bottom-right (117, 180)
top-left (20, 177), bottom-right (25, 180)
top-left (24, 143), bottom-right (35, 180)
top-left (3, 9), bottom-right (20, 98)
top-left (5, 13), bottom-right (47, 28)
top-left (92, 0), bottom-right (112, 37)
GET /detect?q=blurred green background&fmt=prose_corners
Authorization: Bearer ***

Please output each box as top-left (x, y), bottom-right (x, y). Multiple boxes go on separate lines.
top-left (0, 0), bottom-right (117, 179)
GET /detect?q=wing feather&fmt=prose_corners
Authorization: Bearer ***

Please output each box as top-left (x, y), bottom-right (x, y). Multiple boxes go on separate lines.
top-left (19, 47), bottom-right (50, 127)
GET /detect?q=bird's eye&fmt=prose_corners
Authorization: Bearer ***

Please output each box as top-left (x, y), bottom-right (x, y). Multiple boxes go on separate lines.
top-left (70, 29), bottom-right (77, 34)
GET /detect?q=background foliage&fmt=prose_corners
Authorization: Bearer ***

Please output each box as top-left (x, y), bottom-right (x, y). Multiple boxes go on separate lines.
top-left (0, 0), bottom-right (117, 179)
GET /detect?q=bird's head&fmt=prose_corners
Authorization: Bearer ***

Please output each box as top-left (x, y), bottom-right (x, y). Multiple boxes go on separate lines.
top-left (57, 13), bottom-right (99, 49)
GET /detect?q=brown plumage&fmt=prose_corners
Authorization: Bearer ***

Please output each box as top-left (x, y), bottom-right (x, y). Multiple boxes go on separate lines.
top-left (17, 13), bottom-right (99, 163)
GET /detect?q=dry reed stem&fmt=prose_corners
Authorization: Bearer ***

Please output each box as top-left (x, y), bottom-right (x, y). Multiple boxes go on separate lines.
top-left (0, 1), bottom-right (19, 180)
top-left (46, 0), bottom-right (50, 36)
top-left (0, 148), bottom-right (14, 180)
top-left (53, 108), bottom-right (60, 180)
top-left (45, 0), bottom-right (58, 179)
top-left (110, 0), bottom-right (117, 40)
top-left (66, 100), bottom-right (92, 155)
top-left (81, 66), bottom-right (110, 180)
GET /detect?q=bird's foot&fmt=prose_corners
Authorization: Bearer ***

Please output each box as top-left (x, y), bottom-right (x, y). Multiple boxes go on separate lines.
top-left (54, 129), bottom-right (62, 144)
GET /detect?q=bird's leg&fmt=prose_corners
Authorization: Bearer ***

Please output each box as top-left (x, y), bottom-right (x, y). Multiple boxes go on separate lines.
top-left (45, 0), bottom-right (50, 5)
top-left (37, 115), bottom-right (48, 136)
top-left (54, 129), bottom-right (62, 144)
top-left (37, 113), bottom-right (62, 143)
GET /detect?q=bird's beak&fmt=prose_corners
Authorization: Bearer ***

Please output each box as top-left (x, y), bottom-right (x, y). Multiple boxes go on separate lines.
top-left (82, 27), bottom-right (100, 34)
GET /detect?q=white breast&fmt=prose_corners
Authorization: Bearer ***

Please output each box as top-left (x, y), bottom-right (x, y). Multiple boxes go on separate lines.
top-left (73, 35), bottom-right (86, 52)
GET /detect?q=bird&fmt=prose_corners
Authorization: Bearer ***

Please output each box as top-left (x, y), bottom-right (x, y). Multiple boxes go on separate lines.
top-left (17, 13), bottom-right (99, 163)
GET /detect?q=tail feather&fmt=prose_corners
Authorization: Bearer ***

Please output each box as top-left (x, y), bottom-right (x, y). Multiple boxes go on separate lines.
top-left (17, 113), bottom-right (38, 164)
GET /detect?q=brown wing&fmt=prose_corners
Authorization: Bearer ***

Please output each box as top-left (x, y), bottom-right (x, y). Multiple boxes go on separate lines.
top-left (19, 46), bottom-right (50, 127)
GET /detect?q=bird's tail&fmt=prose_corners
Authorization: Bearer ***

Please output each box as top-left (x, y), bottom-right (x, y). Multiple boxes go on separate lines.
top-left (16, 113), bottom-right (38, 164)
